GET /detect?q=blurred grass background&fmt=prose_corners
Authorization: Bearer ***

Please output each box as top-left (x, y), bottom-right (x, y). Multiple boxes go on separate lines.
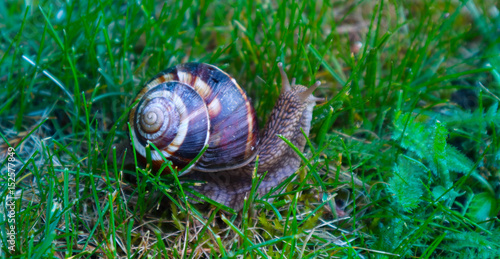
top-left (1, 0), bottom-right (500, 258)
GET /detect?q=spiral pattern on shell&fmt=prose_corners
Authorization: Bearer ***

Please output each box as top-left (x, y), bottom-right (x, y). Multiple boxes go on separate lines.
top-left (129, 63), bottom-right (259, 173)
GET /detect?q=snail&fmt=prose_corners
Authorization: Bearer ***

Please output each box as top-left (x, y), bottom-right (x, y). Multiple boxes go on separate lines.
top-left (117, 62), bottom-right (322, 210)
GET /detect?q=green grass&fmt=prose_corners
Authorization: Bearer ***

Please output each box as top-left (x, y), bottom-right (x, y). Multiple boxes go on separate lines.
top-left (1, 0), bottom-right (500, 258)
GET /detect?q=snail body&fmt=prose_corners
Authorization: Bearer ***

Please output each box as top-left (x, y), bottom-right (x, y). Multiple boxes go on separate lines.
top-left (125, 62), bottom-right (321, 210)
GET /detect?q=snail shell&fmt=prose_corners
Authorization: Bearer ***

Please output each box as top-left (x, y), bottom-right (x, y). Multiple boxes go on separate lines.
top-left (129, 63), bottom-right (259, 173)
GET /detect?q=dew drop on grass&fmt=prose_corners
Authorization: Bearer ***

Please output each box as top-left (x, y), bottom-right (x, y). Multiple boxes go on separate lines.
top-left (56, 9), bottom-right (65, 21)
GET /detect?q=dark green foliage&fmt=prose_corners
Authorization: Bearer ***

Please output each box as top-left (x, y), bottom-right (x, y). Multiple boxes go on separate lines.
top-left (388, 155), bottom-right (428, 212)
top-left (440, 231), bottom-right (500, 258)
top-left (386, 108), bottom-right (500, 256)
top-left (392, 112), bottom-right (476, 187)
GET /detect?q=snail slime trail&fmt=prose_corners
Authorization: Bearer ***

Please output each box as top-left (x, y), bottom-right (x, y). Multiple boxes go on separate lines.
top-left (119, 62), bottom-right (322, 210)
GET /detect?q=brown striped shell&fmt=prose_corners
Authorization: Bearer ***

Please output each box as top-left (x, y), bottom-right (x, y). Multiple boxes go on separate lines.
top-left (129, 63), bottom-right (259, 173)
